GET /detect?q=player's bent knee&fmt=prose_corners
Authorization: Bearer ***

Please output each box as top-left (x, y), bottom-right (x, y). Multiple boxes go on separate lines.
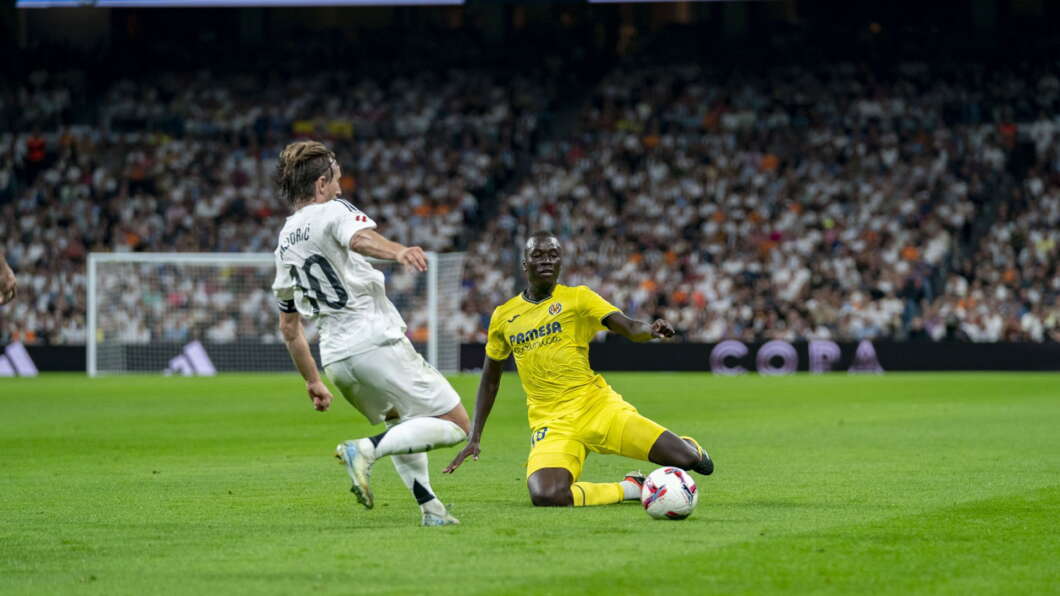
top-left (438, 404), bottom-right (472, 435)
top-left (437, 419), bottom-right (467, 446)
top-left (529, 487), bottom-right (573, 507)
top-left (527, 470), bottom-right (574, 507)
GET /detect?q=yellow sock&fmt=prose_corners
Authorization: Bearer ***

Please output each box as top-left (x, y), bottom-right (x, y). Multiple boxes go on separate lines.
top-left (570, 482), bottom-right (624, 506)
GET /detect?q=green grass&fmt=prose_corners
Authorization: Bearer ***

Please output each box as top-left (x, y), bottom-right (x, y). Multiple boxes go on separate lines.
top-left (1, 372), bottom-right (1058, 595)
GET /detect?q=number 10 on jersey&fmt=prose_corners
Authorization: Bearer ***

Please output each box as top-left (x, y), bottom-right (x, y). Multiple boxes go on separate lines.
top-left (289, 254), bottom-right (348, 314)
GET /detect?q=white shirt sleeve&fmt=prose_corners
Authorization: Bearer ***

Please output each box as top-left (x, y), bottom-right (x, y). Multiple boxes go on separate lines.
top-left (329, 199), bottom-right (377, 249)
top-left (272, 252), bottom-right (298, 312)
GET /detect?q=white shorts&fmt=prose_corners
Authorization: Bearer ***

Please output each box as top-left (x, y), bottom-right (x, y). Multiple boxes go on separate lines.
top-left (323, 337), bottom-right (461, 425)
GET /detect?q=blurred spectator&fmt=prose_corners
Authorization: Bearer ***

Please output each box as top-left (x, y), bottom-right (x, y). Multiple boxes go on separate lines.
top-left (461, 60), bottom-right (1058, 344)
top-left (0, 64), bottom-right (552, 345)
top-left (0, 38), bottom-right (1056, 347)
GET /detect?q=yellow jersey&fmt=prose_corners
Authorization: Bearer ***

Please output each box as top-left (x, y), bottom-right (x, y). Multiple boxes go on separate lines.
top-left (485, 284), bottom-right (621, 427)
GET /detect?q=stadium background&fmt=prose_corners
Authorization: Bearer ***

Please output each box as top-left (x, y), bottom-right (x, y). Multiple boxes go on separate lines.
top-left (2, 0), bottom-right (1059, 374)
top-left (2, 2), bottom-right (1058, 595)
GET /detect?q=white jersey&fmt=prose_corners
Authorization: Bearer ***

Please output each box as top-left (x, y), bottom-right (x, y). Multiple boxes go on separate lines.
top-left (272, 198), bottom-right (407, 366)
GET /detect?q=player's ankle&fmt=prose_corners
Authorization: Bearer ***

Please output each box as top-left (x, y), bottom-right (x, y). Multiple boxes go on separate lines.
top-left (357, 437), bottom-right (379, 463)
top-left (619, 479), bottom-right (641, 500)
top-left (420, 498), bottom-right (447, 516)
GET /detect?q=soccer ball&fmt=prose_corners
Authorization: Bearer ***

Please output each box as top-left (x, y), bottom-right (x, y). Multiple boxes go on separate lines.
top-left (641, 467), bottom-right (699, 520)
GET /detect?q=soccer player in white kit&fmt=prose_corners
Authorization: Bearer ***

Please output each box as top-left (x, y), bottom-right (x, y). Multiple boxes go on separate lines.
top-left (272, 141), bottom-right (470, 526)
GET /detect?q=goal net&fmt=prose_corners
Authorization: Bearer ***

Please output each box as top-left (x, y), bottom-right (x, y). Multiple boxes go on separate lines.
top-left (86, 252), bottom-right (465, 376)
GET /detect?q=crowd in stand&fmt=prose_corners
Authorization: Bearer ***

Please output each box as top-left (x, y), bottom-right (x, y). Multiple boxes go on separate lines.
top-left (0, 65), bottom-right (551, 345)
top-left (922, 168), bottom-right (1060, 342)
top-left (458, 60), bottom-right (1060, 344)
top-left (1, 47), bottom-right (1057, 347)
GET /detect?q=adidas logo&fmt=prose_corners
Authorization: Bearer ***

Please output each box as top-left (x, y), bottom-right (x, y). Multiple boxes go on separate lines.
top-left (164, 341), bottom-right (217, 376)
top-left (0, 342), bottom-right (38, 377)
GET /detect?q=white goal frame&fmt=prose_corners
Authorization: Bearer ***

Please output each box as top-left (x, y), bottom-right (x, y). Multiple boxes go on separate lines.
top-left (86, 251), bottom-right (461, 376)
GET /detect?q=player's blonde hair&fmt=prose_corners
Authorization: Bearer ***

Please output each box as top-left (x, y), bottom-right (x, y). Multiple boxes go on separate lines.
top-left (275, 140), bottom-right (337, 205)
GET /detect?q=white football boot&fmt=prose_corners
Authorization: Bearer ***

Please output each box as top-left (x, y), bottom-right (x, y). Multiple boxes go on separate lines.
top-left (335, 439), bottom-right (375, 509)
top-left (421, 501), bottom-right (460, 527)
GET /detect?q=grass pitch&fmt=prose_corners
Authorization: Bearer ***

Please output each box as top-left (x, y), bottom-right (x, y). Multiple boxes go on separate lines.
top-left (1, 372), bottom-right (1057, 595)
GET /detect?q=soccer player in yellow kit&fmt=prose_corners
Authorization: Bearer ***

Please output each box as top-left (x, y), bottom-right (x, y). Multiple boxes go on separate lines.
top-left (444, 232), bottom-right (713, 507)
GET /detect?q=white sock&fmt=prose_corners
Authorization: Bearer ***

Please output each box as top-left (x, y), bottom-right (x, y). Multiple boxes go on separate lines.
top-left (366, 417), bottom-right (466, 460)
top-left (391, 451), bottom-right (445, 512)
top-left (620, 479), bottom-right (642, 500)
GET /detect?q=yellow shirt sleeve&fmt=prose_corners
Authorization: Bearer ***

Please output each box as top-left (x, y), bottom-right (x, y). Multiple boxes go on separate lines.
top-left (484, 307), bottom-right (512, 361)
top-left (579, 285), bottom-right (621, 334)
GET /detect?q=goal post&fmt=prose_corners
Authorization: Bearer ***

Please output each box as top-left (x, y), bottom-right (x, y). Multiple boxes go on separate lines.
top-left (86, 252), bottom-right (465, 376)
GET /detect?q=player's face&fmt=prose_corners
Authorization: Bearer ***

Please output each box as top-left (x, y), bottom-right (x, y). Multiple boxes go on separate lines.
top-left (523, 237), bottom-right (562, 285)
top-left (316, 161), bottom-right (342, 202)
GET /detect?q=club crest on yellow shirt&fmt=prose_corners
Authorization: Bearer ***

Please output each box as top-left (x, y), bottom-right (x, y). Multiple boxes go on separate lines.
top-left (549, 302), bottom-right (563, 315)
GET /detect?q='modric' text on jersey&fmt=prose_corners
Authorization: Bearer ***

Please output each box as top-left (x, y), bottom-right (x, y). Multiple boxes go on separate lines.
top-left (278, 223), bottom-right (312, 256)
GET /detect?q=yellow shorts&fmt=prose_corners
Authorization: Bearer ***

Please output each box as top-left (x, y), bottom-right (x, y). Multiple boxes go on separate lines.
top-left (525, 387), bottom-right (667, 480)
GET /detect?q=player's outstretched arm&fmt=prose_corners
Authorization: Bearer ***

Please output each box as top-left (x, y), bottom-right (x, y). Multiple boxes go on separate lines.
top-left (0, 253), bottom-right (16, 305)
top-left (443, 357), bottom-right (505, 473)
top-left (279, 311), bottom-right (334, 412)
top-left (348, 229), bottom-right (427, 272)
top-left (602, 312), bottom-right (675, 343)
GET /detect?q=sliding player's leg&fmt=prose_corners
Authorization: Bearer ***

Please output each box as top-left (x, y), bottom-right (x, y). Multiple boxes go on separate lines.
top-left (622, 418), bottom-right (713, 476)
top-left (594, 396), bottom-right (713, 481)
top-left (527, 394), bottom-right (713, 509)
top-left (527, 431), bottom-right (581, 506)
top-left (579, 400), bottom-right (675, 502)
top-left (525, 432), bottom-right (627, 507)
top-left (651, 433), bottom-right (714, 475)
top-left (527, 469), bottom-right (637, 507)
top-left (527, 467), bottom-right (575, 506)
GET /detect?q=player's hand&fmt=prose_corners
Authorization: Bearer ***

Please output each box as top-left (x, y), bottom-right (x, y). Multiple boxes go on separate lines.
top-left (651, 319), bottom-right (675, 339)
top-left (306, 380), bottom-right (333, 412)
top-left (0, 262), bottom-right (15, 305)
top-left (442, 440), bottom-right (480, 473)
top-left (397, 246), bottom-right (428, 273)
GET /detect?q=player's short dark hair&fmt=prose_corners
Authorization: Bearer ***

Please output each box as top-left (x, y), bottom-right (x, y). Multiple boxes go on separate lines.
top-left (524, 231), bottom-right (559, 254)
top-left (275, 140), bottom-right (336, 205)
